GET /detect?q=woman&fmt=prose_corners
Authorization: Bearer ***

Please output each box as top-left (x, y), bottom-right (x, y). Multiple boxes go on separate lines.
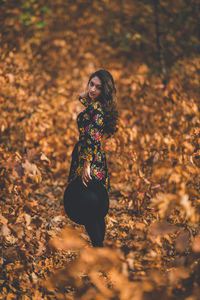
top-left (63, 69), bottom-right (119, 247)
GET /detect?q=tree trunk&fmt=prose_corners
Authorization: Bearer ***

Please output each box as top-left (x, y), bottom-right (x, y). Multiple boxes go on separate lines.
top-left (153, 0), bottom-right (168, 85)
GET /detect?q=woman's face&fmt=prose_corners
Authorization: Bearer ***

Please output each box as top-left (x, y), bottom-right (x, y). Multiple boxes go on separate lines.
top-left (88, 76), bottom-right (102, 101)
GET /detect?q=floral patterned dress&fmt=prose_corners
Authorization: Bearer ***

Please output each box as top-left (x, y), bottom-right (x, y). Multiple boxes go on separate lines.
top-left (67, 96), bottom-right (111, 193)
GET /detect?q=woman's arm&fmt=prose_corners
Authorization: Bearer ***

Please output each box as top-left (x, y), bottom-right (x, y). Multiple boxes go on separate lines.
top-left (80, 102), bottom-right (104, 186)
top-left (80, 102), bottom-right (104, 162)
top-left (78, 91), bottom-right (91, 107)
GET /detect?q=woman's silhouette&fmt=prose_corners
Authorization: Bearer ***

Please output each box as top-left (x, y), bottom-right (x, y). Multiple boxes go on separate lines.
top-left (63, 69), bottom-right (119, 247)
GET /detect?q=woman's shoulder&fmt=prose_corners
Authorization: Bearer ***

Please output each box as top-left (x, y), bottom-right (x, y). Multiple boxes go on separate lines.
top-left (78, 96), bottom-right (91, 107)
top-left (78, 97), bottom-right (102, 113)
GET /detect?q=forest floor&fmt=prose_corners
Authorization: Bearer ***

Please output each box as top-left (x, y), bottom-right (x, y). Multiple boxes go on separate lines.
top-left (1, 1), bottom-right (200, 299)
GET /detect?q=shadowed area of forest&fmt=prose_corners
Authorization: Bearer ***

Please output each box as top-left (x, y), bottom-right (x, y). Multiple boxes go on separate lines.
top-left (0, 0), bottom-right (200, 299)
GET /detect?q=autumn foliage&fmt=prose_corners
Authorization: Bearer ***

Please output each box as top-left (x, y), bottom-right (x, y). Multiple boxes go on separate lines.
top-left (0, 0), bottom-right (200, 299)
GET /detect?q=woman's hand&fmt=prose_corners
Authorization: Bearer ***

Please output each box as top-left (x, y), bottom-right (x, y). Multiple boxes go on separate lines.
top-left (79, 91), bottom-right (89, 98)
top-left (81, 160), bottom-right (92, 187)
top-left (79, 90), bottom-right (95, 102)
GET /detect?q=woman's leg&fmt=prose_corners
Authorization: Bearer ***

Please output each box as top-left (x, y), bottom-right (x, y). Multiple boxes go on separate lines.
top-left (84, 181), bottom-right (108, 247)
top-left (84, 217), bottom-right (106, 247)
top-left (99, 217), bottom-right (106, 241)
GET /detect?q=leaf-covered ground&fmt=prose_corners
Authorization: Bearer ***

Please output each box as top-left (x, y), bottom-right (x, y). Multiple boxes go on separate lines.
top-left (1, 1), bottom-right (200, 299)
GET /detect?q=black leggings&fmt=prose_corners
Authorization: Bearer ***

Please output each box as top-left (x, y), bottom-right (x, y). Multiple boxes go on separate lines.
top-left (63, 176), bottom-right (109, 247)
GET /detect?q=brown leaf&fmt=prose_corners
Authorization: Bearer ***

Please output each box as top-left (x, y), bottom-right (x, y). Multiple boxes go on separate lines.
top-left (40, 152), bottom-right (51, 165)
top-left (0, 214), bottom-right (8, 224)
top-left (192, 234), bottom-right (200, 253)
top-left (22, 159), bottom-right (42, 183)
top-left (175, 229), bottom-right (190, 253)
top-left (1, 224), bottom-right (11, 236)
top-left (148, 220), bottom-right (178, 237)
top-left (135, 223), bottom-right (146, 230)
top-left (49, 227), bottom-right (86, 250)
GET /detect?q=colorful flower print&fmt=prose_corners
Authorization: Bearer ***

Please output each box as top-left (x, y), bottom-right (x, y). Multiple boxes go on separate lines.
top-left (67, 96), bottom-right (111, 192)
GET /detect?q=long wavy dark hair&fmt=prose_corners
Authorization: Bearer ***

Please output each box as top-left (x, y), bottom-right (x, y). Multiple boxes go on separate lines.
top-left (87, 69), bottom-right (119, 139)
